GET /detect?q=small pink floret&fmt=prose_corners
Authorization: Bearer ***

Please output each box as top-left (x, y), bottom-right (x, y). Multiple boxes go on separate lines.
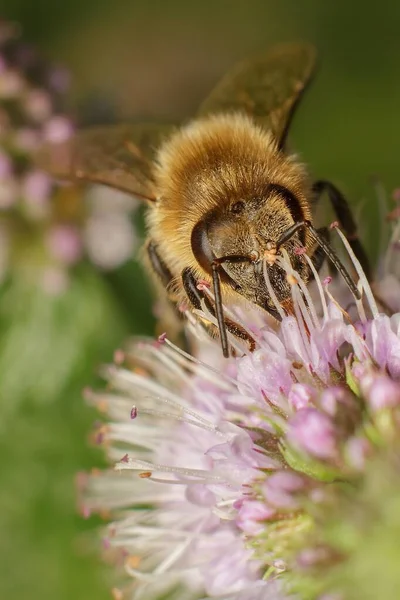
top-left (287, 408), bottom-right (338, 460)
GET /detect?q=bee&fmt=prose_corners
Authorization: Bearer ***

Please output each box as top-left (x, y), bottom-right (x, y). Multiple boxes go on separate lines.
top-left (40, 43), bottom-right (369, 357)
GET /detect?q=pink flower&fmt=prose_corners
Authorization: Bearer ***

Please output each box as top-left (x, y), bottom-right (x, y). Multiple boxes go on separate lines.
top-left (43, 115), bottom-right (73, 143)
top-left (236, 500), bottom-right (275, 535)
top-left (83, 208), bottom-right (400, 599)
top-left (46, 224), bottom-right (82, 265)
top-left (287, 408), bottom-right (338, 460)
top-left (288, 383), bottom-right (316, 410)
top-left (263, 471), bottom-right (306, 510)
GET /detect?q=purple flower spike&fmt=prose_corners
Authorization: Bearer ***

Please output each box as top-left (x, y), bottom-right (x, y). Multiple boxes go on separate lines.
top-left (287, 408), bottom-right (338, 460)
top-left (80, 173), bottom-right (400, 600)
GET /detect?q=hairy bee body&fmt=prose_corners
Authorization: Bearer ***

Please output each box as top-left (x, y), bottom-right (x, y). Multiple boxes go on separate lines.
top-left (40, 43), bottom-right (368, 356)
top-left (150, 113), bottom-right (313, 312)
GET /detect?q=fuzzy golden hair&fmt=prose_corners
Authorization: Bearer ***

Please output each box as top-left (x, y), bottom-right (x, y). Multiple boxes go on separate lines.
top-left (148, 113), bottom-right (313, 289)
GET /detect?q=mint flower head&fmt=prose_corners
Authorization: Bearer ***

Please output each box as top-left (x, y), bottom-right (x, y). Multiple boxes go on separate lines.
top-left (82, 199), bottom-right (400, 600)
top-left (0, 21), bottom-right (138, 292)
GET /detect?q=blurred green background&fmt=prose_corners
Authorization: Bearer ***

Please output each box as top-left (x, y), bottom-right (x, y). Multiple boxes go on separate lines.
top-left (0, 1), bottom-right (399, 599)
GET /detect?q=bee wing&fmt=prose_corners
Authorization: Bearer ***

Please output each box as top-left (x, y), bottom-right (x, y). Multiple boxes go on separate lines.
top-left (198, 43), bottom-right (316, 148)
top-left (37, 123), bottom-right (175, 200)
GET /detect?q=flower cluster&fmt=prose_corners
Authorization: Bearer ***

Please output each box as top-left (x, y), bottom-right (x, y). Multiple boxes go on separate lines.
top-left (82, 204), bottom-right (400, 600)
top-left (0, 21), bottom-right (138, 293)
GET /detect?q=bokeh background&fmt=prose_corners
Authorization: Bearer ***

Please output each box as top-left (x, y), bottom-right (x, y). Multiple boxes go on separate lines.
top-left (0, 1), bottom-right (399, 599)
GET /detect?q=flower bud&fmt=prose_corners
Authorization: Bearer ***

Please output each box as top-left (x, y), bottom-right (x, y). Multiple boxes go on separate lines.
top-left (287, 408), bottom-right (338, 460)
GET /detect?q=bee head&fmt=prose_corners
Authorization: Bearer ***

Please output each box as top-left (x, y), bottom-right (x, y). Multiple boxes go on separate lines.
top-left (191, 187), bottom-right (310, 316)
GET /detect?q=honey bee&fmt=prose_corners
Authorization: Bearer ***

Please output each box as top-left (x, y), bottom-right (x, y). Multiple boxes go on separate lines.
top-left (40, 43), bottom-right (369, 357)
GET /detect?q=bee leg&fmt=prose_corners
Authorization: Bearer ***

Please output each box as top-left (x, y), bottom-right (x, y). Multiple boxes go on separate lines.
top-left (276, 220), bottom-right (361, 300)
top-left (181, 267), bottom-right (256, 356)
top-left (146, 239), bottom-right (186, 347)
top-left (312, 180), bottom-right (371, 279)
top-left (146, 239), bottom-right (175, 288)
top-left (181, 267), bottom-right (205, 312)
top-left (211, 263), bottom-right (230, 358)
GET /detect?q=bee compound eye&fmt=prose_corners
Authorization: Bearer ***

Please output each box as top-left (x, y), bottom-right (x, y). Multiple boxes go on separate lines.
top-left (230, 200), bottom-right (245, 215)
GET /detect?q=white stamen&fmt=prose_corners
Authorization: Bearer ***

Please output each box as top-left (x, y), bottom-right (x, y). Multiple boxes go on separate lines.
top-left (153, 517), bottom-right (208, 575)
top-left (194, 301), bottom-right (244, 356)
top-left (279, 249), bottom-right (320, 331)
top-left (334, 227), bottom-right (379, 318)
top-left (115, 525), bottom-right (194, 539)
top-left (217, 497), bottom-right (237, 508)
top-left (355, 280), bottom-right (367, 323)
top-left (291, 286), bottom-right (312, 366)
top-left (162, 337), bottom-right (238, 389)
top-left (141, 476), bottom-right (202, 485)
top-left (116, 458), bottom-right (225, 483)
top-left (303, 253), bottom-right (329, 322)
top-left (106, 367), bottom-right (219, 429)
top-left (323, 279), bottom-right (351, 322)
top-left (291, 282), bottom-right (314, 336)
top-left (132, 406), bottom-right (225, 436)
top-left (126, 567), bottom-right (161, 583)
top-left (148, 343), bottom-right (196, 389)
top-left (262, 259), bottom-right (285, 320)
top-left (276, 253), bottom-right (314, 335)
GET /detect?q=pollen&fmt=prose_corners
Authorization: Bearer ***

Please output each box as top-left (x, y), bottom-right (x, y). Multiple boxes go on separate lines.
top-left (287, 273), bottom-right (298, 286)
top-left (263, 243), bottom-right (278, 266)
top-left (126, 555), bottom-right (141, 569)
top-left (96, 399), bottom-right (109, 413)
top-left (111, 588), bottom-right (123, 600)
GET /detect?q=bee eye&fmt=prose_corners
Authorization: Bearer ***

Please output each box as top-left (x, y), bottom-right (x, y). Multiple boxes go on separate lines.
top-left (231, 200), bottom-right (245, 215)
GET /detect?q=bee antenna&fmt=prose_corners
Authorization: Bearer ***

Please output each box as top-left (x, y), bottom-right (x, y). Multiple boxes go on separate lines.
top-left (211, 263), bottom-right (230, 358)
top-left (276, 220), bottom-right (361, 301)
